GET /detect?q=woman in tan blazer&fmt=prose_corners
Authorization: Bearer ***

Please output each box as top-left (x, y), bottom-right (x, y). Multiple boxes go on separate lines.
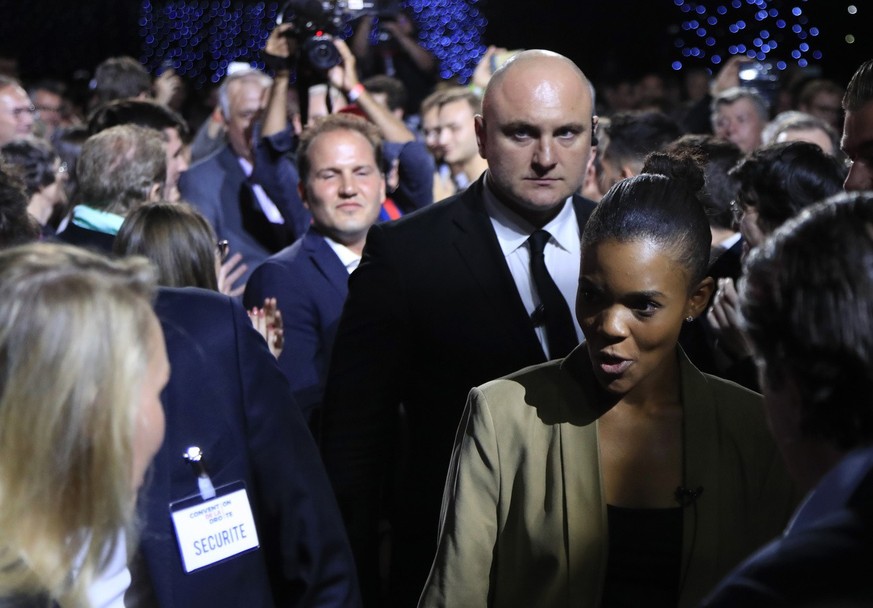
top-left (419, 154), bottom-right (797, 608)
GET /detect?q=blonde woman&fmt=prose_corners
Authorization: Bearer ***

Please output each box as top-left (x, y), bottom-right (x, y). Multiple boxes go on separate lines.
top-left (0, 243), bottom-right (169, 607)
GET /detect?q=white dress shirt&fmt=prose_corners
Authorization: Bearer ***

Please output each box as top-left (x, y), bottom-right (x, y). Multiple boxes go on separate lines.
top-left (482, 176), bottom-right (584, 359)
top-left (324, 236), bottom-right (362, 274)
top-left (238, 157), bottom-right (285, 224)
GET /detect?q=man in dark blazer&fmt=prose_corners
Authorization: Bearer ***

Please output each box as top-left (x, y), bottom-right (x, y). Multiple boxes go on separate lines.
top-left (134, 287), bottom-right (360, 607)
top-left (701, 190), bottom-right (873, 607)
top-left (321, 50), bottom-right (599, 606)
top-left (179, 68), bottom-right (310, 288)
top-left (244, 114), bottom-right (385, 426)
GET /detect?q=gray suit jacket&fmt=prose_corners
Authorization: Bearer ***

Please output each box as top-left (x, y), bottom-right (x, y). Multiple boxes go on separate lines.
top-left (178, 134), bottom-right (309, 284)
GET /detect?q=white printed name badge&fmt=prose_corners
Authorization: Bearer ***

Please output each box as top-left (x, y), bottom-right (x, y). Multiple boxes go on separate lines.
top-left (170, 481), bottom-right (260, 573)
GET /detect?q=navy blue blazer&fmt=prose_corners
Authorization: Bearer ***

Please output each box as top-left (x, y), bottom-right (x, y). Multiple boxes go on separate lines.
top-left (179, 134), bottom-right (310, 285)
top-left (140, 287), bottom-right (360, 607)
top-left (320, 175), bottom-right (598, 605)
top-left (701, 446), bottom-right (873, 607)
top-left (243, 228), bottom-right (350, 423)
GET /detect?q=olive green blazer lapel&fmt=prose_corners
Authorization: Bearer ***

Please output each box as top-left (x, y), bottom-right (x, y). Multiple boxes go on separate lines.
top-left (557, 347), bottom-right (729, 606)
top-left (556, 347), bottom-right (608, 606)
top-left (678, 348), bottom-right (724, 606)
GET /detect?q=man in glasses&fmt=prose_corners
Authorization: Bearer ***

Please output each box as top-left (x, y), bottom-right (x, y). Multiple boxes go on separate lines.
top-left (0, 76), bottom-right (35, 146)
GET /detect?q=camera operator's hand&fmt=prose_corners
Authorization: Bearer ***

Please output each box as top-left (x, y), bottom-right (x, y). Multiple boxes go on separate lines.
top-left (154, 68), bottom-right (184, 109)
top-left (327, 36), bottom-right (415, 142)
top-left (264, 23), bottom-right (298, 73)
top-left (327, 38), bottom-right (360, 95)
top-left (711, 55), bottom-right (743, 96)
top-left (262, 23), bottom-right (297, 138)
top-left (379, 14), bottom-right (436, 74)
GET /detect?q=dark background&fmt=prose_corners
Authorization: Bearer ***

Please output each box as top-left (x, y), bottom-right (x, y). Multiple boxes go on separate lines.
top-left (1, 0), bottom-right (870, 87)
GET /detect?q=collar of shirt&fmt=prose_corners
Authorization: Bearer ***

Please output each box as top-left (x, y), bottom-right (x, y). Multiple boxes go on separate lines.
top-left (481, 173), bottom-right (583, 357)
top-left (237, 155), bottom-right (254, 177)
top-left (70, 205), bottom-right (125, 235)
top-left (716, 231), bottom-right (742, 252)
top-left (481, 173), bottom-right (579, 259)
top-left (236, 156), bottom-right (285, 224)
top-left (454, 170), bottom-right (471, 191)
top-left (323, 235), bottom-right (362, 274)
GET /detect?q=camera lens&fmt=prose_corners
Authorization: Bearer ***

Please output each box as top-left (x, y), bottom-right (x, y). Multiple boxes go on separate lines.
top-left (304, 35), bottom-right (341, 71)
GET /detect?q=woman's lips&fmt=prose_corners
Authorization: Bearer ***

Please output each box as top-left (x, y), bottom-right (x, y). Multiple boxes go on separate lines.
top-left (597, 354), bottom-right (632, 376)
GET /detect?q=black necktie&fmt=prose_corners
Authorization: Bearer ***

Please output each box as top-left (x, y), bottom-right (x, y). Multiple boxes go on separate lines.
top-left (528, 229), bottom-right (578, 358)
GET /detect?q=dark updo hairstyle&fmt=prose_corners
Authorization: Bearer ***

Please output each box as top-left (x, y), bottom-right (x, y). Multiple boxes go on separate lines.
top-left (740, 192), bottom-right (873, 449)
top-left (664, 134), bottom-right (743, 232)
top-left (113, 201), bottom-right (219, 291)
top-left (729, 141), bottom-right (845, 235)
top-left (582, 151), bottom-right (712, 289)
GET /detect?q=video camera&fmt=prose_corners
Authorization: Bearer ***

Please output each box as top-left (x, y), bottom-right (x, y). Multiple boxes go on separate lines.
top-left (276, 0), bottom-right (402, 71)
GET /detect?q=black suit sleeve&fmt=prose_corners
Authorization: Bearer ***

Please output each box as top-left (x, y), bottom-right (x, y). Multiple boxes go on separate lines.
top-left (700, 510), bottom-right (873, 607)
top-left (228, 296), bottom-right (362, 607)
top-left (320, 222), bottom-right (408, 603)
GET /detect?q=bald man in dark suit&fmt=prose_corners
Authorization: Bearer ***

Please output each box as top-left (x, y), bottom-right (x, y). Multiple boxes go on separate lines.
top-left (321, 50), bottom-right (599, 606)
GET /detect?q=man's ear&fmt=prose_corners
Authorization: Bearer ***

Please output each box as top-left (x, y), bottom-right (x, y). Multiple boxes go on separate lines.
top-left (147, 182), bottom-right (163, 202)
top-left (687, 276), bottom-right (715, 319)
top-left (298, 181), bottom-right (310, 211)
top-left (214, 105), bottom-right (228, 128)
top-left (474, 114), bottom-right (487, 159)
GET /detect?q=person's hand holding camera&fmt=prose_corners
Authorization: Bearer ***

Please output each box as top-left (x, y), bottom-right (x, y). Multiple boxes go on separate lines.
top-left (264, 23), bottom-right (298, 74)
top-left (327, 38), bottom-right (360, 97)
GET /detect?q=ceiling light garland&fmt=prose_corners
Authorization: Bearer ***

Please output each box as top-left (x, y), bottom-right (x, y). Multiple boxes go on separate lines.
top-left (670, 0), bottom-right (822, 72)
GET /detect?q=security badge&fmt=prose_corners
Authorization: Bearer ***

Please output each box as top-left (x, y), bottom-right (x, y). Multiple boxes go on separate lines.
top-left (169, 447), bottom-right (260, 573)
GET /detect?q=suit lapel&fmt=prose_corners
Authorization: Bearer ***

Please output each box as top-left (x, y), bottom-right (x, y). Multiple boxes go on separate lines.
top-left (303, 230), bottom-right (350, 298)
top-left (677, 348), bottom-right (722, 604)
top-left (449, 178), bottom-right (546, 359)
top-left (571, 194), bottom-right (598, 233)
top-left (558, 347), bottom-right (609, 606)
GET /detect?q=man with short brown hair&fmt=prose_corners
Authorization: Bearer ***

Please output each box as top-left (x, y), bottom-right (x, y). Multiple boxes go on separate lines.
top-left (244, 114), bottom-right (385, 424)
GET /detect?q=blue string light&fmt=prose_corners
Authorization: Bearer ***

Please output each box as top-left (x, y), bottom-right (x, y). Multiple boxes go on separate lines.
top-left (140, 0), bottom-right (485, 87)
top-left (670, 0), bottom-right (820, 72)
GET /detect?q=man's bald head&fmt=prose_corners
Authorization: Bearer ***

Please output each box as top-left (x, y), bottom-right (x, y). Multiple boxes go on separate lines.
top-left (475, 50), bottom-right (596, 226)
top-left (483, 50), bottom-right (588, 113)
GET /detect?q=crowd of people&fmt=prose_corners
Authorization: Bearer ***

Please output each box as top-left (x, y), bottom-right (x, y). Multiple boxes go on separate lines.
top-left (1, 11), bottom-right (873, 608)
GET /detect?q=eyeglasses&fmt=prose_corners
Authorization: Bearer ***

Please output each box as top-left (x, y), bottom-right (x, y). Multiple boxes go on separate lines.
top-left (216, 239), bottom-right (229, 262)
top-left (730, 199), bottom-right (758, 227)
top-left (4, 105), bottom-right (38, 120)
top-left (810, 103), bottom-right (841, 118)
top-left (729, 200), bottom-right (743, 225)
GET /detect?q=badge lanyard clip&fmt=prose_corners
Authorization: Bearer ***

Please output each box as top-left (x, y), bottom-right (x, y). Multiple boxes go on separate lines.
top-left (183, 446), bottom-right (216, 500)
